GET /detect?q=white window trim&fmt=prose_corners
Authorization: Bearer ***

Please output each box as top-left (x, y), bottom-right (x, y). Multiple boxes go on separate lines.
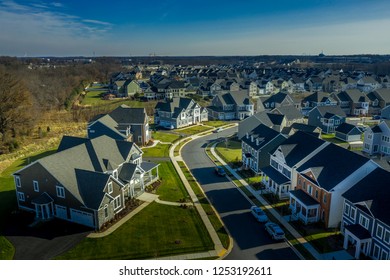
top-left (344, 204), bottom-right (351, 216)
top-left (17, 192), bottom-right (25, 202)
top-left (114, 196), bottom-right (121, 210)
top-left (359, 214), bottom-right (369, 230)
top-left (108, 182), bottom-right (113, 194)
top-left (373, 244), bottom-right (381, 260)
top-left (104, 204), bottom-right (109, 218)
top-left (350, 206), bottom-right (356, 220)
top-left (33, 180), bottom-right (39, 192)
top-left (56, 185), bottom-right (65, 198)
top-left (15, 176), bottom-right (21, 188)
top-left (384, 229), bottom-right (390, 245)
top-left (376, 224), bottom-right (384, 239)
top-left (381, 250), bottom-right (388, 260)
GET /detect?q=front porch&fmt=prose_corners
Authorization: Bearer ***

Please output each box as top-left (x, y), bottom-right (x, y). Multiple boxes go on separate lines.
top-left (31, 193), bottom-right (54, 220)
top-left (343, 224), bottom-right (372, 259)
top-left (289, 189), bottom-right (320, 224)
top-left (261, 166), bottom-right (290, 200)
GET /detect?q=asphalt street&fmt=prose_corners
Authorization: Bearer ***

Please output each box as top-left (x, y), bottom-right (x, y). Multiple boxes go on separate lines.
top-left (181, 127), bottom-right (299, 260)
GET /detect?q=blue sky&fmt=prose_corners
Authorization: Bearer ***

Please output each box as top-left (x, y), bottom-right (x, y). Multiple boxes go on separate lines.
top-left (0, 0), bottom-right (389, 56)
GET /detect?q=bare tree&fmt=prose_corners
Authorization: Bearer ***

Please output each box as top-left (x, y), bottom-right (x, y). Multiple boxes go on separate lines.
top-left (0, 69), bottom-right (34, 143)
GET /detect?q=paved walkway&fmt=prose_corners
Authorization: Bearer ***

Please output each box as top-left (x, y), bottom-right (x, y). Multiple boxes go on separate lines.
top-left (210, 143), bottom-right (353, 260)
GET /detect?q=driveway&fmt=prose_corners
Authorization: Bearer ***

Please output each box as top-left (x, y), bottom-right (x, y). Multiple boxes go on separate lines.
top-left (4, 212), bottom-right (91, 260)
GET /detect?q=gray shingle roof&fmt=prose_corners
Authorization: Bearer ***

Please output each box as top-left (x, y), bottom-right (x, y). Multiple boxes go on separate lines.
top-left (277, 131), bottom-right (326, 167)
top-left (76, 169), bottom-right (110, 209)
top-left (109, 105), bottom-right (147, 124)
top-left (342, 168), bottom-right (390, 225)
top-left (37, 135), bottom-right (136, 206)
top-left (297, 143), bottom-right (370, 191)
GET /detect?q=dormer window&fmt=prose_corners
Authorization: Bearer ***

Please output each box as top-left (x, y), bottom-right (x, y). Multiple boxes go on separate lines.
top-left (113, 170), bottom-right (118, 180)
top-left (251, 135), bottom-right (254, 142)
top-left (246, 133), bottom-right (249, 139)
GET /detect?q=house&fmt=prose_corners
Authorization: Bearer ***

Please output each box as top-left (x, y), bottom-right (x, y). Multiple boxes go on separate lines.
top-left (88, 105), bottom-right (151, 146)
top-left (237, 111), bottom-right (286, 139)
top-left (308, 105), bottom-right (346, 134)
top-left (262, 92), bottom-right (295, 110)
top-left (335, 123), bottom-right (363, 142)
top-left (126, 80), bottom-right (143, 97)
top-left (165, 80), bottom-right (187, 99)
top-left (261, 131), bottom-right (328, 199)
top-left (13, 135), bottom-right (159, 230)
top-left (281, 123), bottom-right (322, 137)
top-left (367, 88), bottom-right (390, 116)
top-left (357, 76), bottom-right (381, 93)
top-left (333, 89), bottom-right (369, 116)
top-left (207, 91), bottom-right (254, 120)
top-left (381, 105), bottom-right (390, 119)
top-left (271, 105), bottom-right (304, 126)
top-left (362, 120), bottom-right (390, 156)
top-left (289, 143), bottom-right (377, 228)
top-left (341, 168), bottom-right (390, 259)
top-left (241, 124), bottom-right (287, 174)
top-left (305, 76), bottom-right (323, 92)
top-left (154, 97), bottom-right (208, 129)
top-left (301, 92), bottom-right (337, 116)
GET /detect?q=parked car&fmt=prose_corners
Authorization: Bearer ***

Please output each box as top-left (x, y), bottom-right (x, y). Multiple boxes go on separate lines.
top-left (264, 222), bottom-right (285, 240)
top-left (215, 166), bottom-right (226, 176)
top-left (213, 128), bottom-right (223, 133)
top-left (250, 206), bottom-right (268, 222)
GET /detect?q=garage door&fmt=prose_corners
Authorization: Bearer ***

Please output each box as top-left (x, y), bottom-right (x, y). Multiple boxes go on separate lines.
top-left (70, 209), bottom-right (94, 228)
top-left (55, 205), bottom-right (68, 220)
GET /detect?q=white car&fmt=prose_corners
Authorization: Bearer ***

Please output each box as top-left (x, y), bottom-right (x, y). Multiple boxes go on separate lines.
top-left (264, 222), bottom-right (285, 240)
top-left (213, 128), bottom-right (223, 133)
top-left (250, 206), bottom-right (268, 223)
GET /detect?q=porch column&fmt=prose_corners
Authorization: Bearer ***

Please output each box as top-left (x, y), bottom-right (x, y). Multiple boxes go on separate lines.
top-left (355, 240), bottom-right (361, 259)
top-left (343, 232), bottom-right (349, 249)
top-left (35, 204), bottom-right (39, 218)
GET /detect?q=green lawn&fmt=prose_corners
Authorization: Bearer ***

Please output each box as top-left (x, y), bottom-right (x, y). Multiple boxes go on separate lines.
top-left (177, 161), bottom-right (230, 249)
top-left (176, 125), bottom-right (212, 135)
top-left (203, 121), bottom-right (228, 127)
top-left (0, 236), bottom-right (14, 260)
top-left (215, 140), bottom-right (242, 163)
top-left (142, 144), bottom-right (170, 158)
top-left (156, 161), bottom-right (189, 202)
top-left (152, 131), bottom-right (181, 143)
top-left (57, 202), bottom-right (214, 260)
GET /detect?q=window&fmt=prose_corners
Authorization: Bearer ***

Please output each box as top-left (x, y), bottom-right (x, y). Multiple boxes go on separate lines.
top-left (15, 176), bottom-right (21, 188)
top-left (113, 171), bottom-right (118, 180)
top-left (303, 181), bottom-right (306, 190)
top-left (108, 182), bottom-right (113, 194)
top-left (308, 185), bottom-right (312, 195)
top-left (33, 180), bottom-right (39, 192)
top-left (384, 230), bottom-right (390, 244)
top-left (381, 250), bottom-right (388, 260)
top-left (376, 225), bottom-right (384, 239)
top-left (104, 205), bottom-right (109, 218)
top-left (315, 190), bottom-right (318, 199)
top-left (350, 207), bottom-right (356, 220)
top-left (373, 244), bottom-right (380, 259)
top-left (359, 215), bottom-right (369, 230)
top-left (56, 186), bottom-right (65, 198)
top-left (114, 196), bottom-right (121, 210)
top-left (323, 194), bottom-right (327, 204)
top-left (17, 192), bottom-right (25, 202)
top-left (344, 204), bottom-right (350, 216)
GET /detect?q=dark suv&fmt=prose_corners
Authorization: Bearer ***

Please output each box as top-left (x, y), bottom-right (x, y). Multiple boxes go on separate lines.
top-left (215, 166), bottom-right (226, 176)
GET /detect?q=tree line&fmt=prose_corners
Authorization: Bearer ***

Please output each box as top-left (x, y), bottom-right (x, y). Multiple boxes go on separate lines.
top-left (0, 57), bottom-right (120, 153)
